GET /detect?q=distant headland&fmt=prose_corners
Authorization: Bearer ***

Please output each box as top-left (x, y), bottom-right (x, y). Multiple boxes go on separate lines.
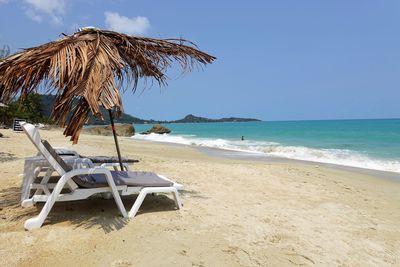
top-left (168, 114), bottom-right (260, 124)
top-left (22, 94), bottom-right (261, 125)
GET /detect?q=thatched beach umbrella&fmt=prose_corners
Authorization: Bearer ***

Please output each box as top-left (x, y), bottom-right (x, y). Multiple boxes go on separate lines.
top-left (0, 27), bottom-right (215, 169)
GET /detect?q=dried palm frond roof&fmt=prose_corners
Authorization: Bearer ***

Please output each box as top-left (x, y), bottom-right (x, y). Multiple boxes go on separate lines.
top-left (0, 28), bottom-right (215, 143)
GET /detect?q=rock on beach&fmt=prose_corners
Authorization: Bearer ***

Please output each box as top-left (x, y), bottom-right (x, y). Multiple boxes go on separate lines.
top-left (140, 124), bottom-right (171, 135)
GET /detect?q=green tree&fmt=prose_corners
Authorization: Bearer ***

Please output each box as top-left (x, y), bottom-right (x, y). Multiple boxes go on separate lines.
top-left (1, 93), bottom-right (47, 125)
top-left (1, 47), bottom-right (48, 124)
top-left (19, 93), bottom-right (46, 123)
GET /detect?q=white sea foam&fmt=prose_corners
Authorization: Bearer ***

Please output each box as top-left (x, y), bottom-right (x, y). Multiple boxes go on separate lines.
top-left (261, 146), bottom-right (400, 173)
top-left (132, 133), bottom-right (400, 173)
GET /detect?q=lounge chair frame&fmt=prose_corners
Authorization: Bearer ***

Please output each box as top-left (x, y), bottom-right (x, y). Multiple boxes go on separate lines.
top-left (21, 155), bottom-right (130, 203)
top-left (20, 122), bottom-right (182, 230)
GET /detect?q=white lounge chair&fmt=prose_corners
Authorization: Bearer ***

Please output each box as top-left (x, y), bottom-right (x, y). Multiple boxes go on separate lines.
top-left (21, 132), bottom-right (136, 203)
top-left (20, 122), bottom-right (182, 230)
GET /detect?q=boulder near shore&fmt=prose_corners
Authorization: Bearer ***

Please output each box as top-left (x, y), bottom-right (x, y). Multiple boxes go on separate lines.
top-left (82, 123), bottom-right (135, 137)
top-left (141, 124), bottom-right (171, 135)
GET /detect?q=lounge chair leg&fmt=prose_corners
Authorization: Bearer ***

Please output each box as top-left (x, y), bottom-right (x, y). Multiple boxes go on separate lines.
top-left (127, 188), bottom-right (150, 218)
top-left (24, 174), bottom-right (71, 230)
top-left (127, 187), bottom-right (183, 218)
top-left (172, 188), bottom-right (182, 209)
top-left (21, 164), bottom-right (39, 203)
top-left (103, 172), bottom-right (128, 218)
top-left (21, 199), bottom-right (35, 208)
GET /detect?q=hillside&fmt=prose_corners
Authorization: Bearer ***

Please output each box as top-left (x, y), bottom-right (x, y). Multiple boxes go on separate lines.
top-left (39, 95), bottom-right (260, 124)
top-left (40, 95), bottom-right (157, 125)
top-left (171, 114), bottom-right (260, 123)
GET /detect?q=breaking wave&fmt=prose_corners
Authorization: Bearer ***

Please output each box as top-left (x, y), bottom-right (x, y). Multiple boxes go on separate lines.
top-left (131, 133), bottom-right (400, 173)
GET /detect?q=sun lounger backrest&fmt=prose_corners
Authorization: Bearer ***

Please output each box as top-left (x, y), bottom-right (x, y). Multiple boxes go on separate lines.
top-left (21, 122), bottom-right (67, 176)
top-left (41, 139), bottom-right (108, 188)
top-left (41, 140), bottom-right (73, 172)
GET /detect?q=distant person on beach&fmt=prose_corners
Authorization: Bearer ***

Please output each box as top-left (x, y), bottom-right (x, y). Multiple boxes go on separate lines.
top-left (241, 136), bottom-right (244, 141)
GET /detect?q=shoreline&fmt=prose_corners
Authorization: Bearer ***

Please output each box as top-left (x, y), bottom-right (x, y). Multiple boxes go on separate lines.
top-left (129, 137), bottom-right (400, 181)
top-left (196, 145), bottom-right (400, 182)
top-left (131, 126), bottom-right (400, 174)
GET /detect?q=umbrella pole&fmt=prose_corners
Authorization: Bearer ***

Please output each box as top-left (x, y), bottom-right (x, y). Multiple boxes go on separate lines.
top-left (108, 109), bottom-right (124, 171)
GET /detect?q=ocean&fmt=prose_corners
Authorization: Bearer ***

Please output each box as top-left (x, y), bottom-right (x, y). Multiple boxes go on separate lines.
top-left (131, 119), bottom-right (400, 173)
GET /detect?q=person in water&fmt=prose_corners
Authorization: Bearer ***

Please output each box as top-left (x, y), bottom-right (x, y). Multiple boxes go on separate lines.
top-left (241, 136), bottom-right (244, 141)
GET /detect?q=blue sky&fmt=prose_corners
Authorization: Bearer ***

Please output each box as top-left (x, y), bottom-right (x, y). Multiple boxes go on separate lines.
top-left (0, 1), bottom-right (399, 121)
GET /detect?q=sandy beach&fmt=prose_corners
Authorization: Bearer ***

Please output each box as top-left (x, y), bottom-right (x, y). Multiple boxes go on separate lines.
top-left (0, 128), bottom-right (399, 266)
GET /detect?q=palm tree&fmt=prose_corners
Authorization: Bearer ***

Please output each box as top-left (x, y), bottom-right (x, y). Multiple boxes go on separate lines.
top-left (0, 28), bottom-right (215, 143)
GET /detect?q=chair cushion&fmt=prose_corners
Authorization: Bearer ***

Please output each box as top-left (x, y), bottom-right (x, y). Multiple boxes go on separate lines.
top-left (89, 171), bottom-right (174, 187)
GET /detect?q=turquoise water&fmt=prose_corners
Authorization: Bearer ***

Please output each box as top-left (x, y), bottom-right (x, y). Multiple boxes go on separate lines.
top-left (133, 119), bottom-right (400, 172)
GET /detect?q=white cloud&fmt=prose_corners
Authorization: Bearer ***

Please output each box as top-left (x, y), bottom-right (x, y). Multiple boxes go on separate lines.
top-left (25, 9), bottom-right (43, 22)
top-left (104, 12), bottom-right (150, 35)
top-left (23, 0), bottom-right (65, 25)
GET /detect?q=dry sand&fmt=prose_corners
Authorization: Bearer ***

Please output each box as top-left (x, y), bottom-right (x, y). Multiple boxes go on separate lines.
top-left (0, 128), bottom-right (399, 266)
